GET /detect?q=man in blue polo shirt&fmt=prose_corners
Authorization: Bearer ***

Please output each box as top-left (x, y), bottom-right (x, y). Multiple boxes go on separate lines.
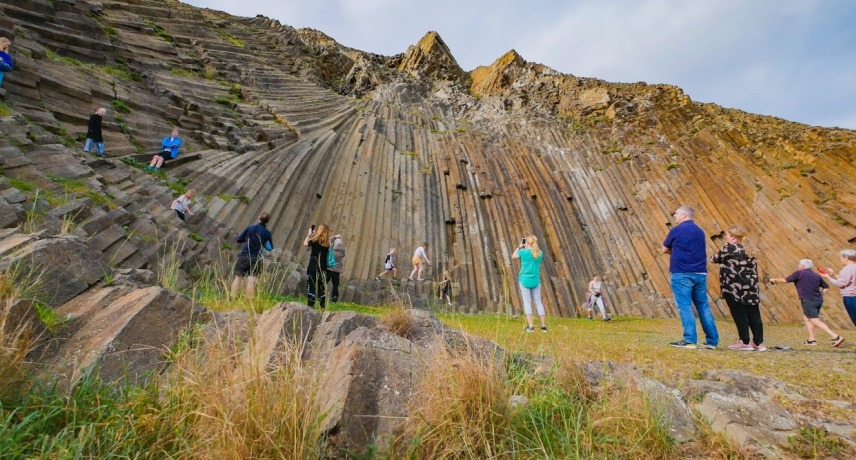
top-left (661, 205), bottom-right (719, 349)
top-left (230, 212), bottom-right (273, 300)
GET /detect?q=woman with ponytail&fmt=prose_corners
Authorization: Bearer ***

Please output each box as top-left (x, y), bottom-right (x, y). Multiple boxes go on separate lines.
top-left (512, 234), bottom-right (547, 332)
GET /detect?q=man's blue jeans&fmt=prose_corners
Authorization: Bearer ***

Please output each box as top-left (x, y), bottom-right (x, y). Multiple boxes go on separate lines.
top-left (84, 138), bottom-right (105, 156)
top-left (670, 272), bottom-right (719, 346)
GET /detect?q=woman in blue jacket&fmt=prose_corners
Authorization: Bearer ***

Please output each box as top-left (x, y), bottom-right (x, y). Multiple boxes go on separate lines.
top-left (0, 37), bottom-right (13, 87)
top-left (145, 128), bottom-right (183, 172)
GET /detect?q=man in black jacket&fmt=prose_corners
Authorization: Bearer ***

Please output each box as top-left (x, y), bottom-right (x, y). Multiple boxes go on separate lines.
top-left (83, 108), bottom-right (107, 156)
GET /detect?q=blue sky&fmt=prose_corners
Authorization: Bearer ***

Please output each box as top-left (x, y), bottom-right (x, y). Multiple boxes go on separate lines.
top-left (186, 0), bottom-right (856, 130)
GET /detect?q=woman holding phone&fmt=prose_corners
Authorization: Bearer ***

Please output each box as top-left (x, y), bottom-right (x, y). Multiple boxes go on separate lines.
top-left (303, 224), bottom-right (330, 309)
top-left (512, 235), bottom-right (547, 332)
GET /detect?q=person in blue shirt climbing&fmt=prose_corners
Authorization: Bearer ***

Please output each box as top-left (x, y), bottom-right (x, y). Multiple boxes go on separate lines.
top-left (145, 127), bottom-right (183, 172)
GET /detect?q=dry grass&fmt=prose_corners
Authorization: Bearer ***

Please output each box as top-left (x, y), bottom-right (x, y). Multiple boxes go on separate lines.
top-left (0, 274), bottom-right (36, 401)
top-left (381, 307), bottom-right (415, 339)
top-left (164, 324), bottom-right (326, 459)
top-left (400, 344), bottom-right (512, 459)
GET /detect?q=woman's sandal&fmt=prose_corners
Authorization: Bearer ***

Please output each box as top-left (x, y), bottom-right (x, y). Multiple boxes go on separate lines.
top-left (803, 340), bottom-right (818, 345)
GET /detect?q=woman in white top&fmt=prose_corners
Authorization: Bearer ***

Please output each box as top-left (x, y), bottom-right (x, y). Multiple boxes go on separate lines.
top-left (585, 275), bottom-right (611, 321)
top-left (170, 189), bottom-right (196, 221)
top-left (408, 242), bottom-right (431, 281)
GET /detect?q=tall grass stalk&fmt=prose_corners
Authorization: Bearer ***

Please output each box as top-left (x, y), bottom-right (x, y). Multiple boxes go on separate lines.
top-left (165, 324), bottom-right (327, 458)
top-left (401, 343), bottom-right (513, 459)
top-left (0, 274), bottom-right (36, 401)
top-left (193, 249), bottom-right (297, 313)
top-left (157, 238), bottom-right (185, 291)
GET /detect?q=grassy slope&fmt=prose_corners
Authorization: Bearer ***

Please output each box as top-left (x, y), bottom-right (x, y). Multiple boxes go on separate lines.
top-left (438, 313), bottom-right (855, 406)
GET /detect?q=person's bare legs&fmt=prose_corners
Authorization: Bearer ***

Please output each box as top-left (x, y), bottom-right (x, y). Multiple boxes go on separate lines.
top-left (417, 264), bottom-right (425, 280)
top-left (245, 276), bottom-right (257, 299)
top-left (803, 316), bottom-right (816, 341)
top-left (809, 318), bottom-right (838, 338)
top-left (409, 265), bottom-right (419, 280)
top-left (231, 276), bottom-right (242, 300)
top-left (539, 315), bottom-right (546, 327)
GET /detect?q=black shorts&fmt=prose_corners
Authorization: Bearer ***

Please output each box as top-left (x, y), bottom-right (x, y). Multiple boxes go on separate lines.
top-left (234, 255), bottom-right (262, 277)
top-left (174, 210), bottom-right (185, 221)
top-left (156, 151), bottom-right (171, 161)
top-left (801, 298), bottom-right (823, 319)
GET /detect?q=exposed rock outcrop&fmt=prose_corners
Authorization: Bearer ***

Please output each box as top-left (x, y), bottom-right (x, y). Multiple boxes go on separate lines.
top-left (0, 0), bottom-right (855, 328)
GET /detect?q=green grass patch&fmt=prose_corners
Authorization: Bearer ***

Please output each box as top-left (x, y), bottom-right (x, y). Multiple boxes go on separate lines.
top-left (49, 176), bottom-right (116, 209)
top-left (214, 95), bottom-right (237, 105)
top-left (188, 232), bottom-right (203, 243)
top-left (217, 193), bottom-right (250, 204)
top-left (665, 162), bottom-right (680, 171)
top-left (0, 102), bottom-right (12, 117)
top-left (217, 28), bottom-right (245, 47)
top-left (44, 47), bottom-right (83, 66)
top-left (170, 67), bottom-right (197, 78)
top-left (6, 176), bottom-right (37, 192)
top-left (34, 302), bottom-right (67, 334)
top-left (120, 156), bottom-right (148, 170)
top-left (114, 114), bottom-right (132, 135)
top-left (144, 18), bottom-right (174, 43)
top-left (166, 177), bottom-right (188, 196)
top-left (112, 99), bottom-right (131, 114)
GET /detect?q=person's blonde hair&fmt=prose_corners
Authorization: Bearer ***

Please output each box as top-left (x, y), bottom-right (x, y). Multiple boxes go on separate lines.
top-left (310, 224), bottom-right (330, 247)
top-left (442, 270), bottom-right (451, 280)
top-left (527, 235), bottom-right (541, 259)
top-left (0, 37), bottom-right (10, 51)
top-left (727, 225), bottom-right (747, 241)
top-left (185, 189), bottom-right (196, 198)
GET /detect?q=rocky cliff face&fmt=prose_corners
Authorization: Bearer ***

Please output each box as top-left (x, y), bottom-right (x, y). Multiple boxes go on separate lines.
top-left (1, 0), bottom-right (855, 327)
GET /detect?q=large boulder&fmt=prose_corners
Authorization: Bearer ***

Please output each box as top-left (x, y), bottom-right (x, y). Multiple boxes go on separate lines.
top-left (4, 234), bottom-right (108, 307)
top-left (315, 325), bottom-right (416, 453)
top-left (43, 285), bottom-right (207, 386)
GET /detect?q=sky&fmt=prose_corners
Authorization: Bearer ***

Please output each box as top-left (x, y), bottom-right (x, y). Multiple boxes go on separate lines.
top-left (185, 0), bottom-right (856, 130)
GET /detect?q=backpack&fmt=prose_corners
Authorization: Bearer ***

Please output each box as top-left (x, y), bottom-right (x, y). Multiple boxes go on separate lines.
top-left (327, 246), bottom-right (336, 268)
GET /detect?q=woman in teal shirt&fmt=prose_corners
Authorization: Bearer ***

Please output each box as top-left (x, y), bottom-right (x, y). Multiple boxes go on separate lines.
top-left (512, 235), bottom-right (547, 332)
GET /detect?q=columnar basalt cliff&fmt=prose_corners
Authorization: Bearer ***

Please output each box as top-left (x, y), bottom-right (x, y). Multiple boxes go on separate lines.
top-left (0, 0), bottom-right (855, 329)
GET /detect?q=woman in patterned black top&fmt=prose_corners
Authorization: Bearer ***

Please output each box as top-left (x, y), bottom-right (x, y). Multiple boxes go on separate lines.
top-left (711, 225), bottom-right (764, 351)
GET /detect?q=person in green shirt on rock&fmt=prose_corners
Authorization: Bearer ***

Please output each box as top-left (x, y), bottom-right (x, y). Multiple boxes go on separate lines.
top-left (512, 234), bottom-right (547, 332)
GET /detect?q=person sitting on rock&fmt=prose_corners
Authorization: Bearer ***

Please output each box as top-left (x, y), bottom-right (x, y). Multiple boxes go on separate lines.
top-left (0, 37), bottom-right (13, 88)
top-left (170, 189), bottom-right (196, 222)
top-left (145, 127), bottom-right (183, 172)
top-left (584, 274), bottom-right (612, 321)
top-left (375, 248), bottom-right (397, 280)
top-left (83, 107), bottom-right (107, 156)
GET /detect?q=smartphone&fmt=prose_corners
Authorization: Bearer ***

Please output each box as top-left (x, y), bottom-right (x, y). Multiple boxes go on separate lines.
top-left (310, 224), bottom-right (316, 232)
top-left (818, 267), bottom-right (826, 274)
top-left (521, 238), bottom-right (526, 245)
